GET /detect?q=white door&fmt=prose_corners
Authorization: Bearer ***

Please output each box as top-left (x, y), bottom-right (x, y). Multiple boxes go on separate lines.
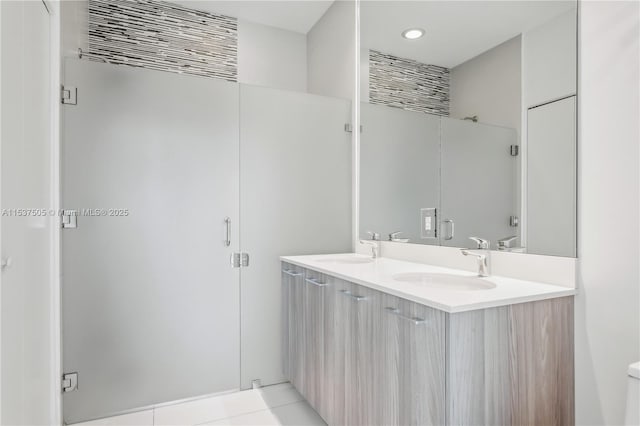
top-left (1, 1), bottom-right (53, 424)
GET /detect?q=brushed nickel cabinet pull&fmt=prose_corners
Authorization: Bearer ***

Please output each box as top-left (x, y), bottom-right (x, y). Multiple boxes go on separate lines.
top-left (385, 307), bottom-right (426, 325)
top-left (305, 277), bottom-right (328, 287)
top-left (340, 289), bottom-right (366, 302)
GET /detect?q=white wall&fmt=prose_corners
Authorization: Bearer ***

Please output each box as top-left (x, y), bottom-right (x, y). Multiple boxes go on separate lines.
top-left (450, 36), bottom-right (522, 134)
top-left (576, 1), bottom-right (640, 424)
top-left (307, 1), bottom-right (356, 100)
top-left (523, 9), bottom-right (577, 107)
top-left (238, 20), bottom-right (307, 92)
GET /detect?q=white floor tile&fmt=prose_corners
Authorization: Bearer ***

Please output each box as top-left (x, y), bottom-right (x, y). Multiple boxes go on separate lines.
top-left (269, 402), bottom-right (326, 426)
top-left (204, 409), bottom-right (281, 426)
top-left (70, 409), bottom-right (153, 426)
top-left (154, 389), bottom-right (269, 426)
top-left (202, 402), bottom-right (325, 426)
top-left (72, 383), bottom-right (318, 426)
top-left (255, 384), bottom-right (304, 409)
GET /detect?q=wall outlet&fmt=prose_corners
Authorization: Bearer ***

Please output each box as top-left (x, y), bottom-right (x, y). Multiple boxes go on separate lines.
top-left (421, 208), bottom-right (437, 239)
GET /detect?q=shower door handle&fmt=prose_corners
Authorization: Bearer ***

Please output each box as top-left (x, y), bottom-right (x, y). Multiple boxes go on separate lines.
top-left (224, 217), bottom-right (231, 247)
top-left (443, 219), bottom-right (455, 240)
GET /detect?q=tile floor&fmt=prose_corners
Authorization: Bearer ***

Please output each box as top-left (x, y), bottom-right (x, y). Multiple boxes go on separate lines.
top-left (71, 383), bottom-right (326, 426)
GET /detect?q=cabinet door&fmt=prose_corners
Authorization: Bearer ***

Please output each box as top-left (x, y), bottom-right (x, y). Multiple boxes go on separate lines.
top-left (326, 278), bottom-right (351, 425)
top-left (343, 283), bottom-right (380, 426)
top-left (379, 295), bottom-right (446, 425)
top-left (282, 263), bottom-right (305, 392)
top-left (302, 270), bottom-right (329, 411)
top-left (281, 263), bottom-right (300, 380)
top-left (376, 293), bottom-right (403, 425)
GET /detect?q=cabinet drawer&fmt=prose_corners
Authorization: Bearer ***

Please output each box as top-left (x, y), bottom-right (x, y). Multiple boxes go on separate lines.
top-left (377, 294), bottom-right (446, 426)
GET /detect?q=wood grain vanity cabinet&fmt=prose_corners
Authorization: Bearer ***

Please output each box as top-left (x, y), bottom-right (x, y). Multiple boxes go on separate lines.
top-left (281, 262), bottom-right (574, 426)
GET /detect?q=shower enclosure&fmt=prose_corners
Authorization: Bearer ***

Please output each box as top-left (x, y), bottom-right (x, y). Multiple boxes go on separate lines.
top-left (359, 102), bottom-right (517, 248)
top-left (61, 59), bottom-right (351, 424)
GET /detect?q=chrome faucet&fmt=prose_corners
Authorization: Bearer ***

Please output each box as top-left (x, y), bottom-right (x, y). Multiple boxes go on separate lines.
top-left (388, 231), bottom-right (409, 243)
top-left (468, 237), bottom-right (490, 249)
top-left (360, 239), bottom-right (379, 259)
top-left (461, 237), bottom-right (490, 277)
top-left (366, 231), bottom-right (380, 241)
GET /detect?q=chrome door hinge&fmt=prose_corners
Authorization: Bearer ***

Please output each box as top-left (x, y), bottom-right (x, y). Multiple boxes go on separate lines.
top-left (510, 145), bottom-right (519, 156)
top-left (62, 372), bottom-right (78, 393)
top-left (231, 252), bottom-right (250, 268)
top-left (61, 210), bottom-right (78, 229)
top-left (509, 215), bottom-right (519, 227)
top-left (61, 86), bottom-right (77, 105)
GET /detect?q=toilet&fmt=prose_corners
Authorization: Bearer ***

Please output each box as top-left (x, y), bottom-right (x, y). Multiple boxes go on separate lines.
top-left (625, 361), bottom-right (640, 425)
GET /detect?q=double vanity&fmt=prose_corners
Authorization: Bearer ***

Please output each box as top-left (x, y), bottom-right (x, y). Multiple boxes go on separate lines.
top-left (281, 253), bottom-right (575, 426)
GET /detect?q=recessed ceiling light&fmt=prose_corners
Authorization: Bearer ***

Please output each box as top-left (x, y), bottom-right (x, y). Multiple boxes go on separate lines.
top-left (401, 28), bottom-right (425, 40)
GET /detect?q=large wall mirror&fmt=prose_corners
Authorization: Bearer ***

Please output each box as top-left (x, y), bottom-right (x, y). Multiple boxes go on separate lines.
top-left (359, 0), bottom-right (577, 257)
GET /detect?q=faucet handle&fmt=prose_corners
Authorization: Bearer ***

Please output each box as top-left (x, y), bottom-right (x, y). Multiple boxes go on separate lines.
top-left (497, 235), bottom-right (518, 250)
top-left (366, 231), bottom-right (380, 241)
top-left (469, 237), bottom-right (490, 249)
top-left (388, 231), bottom-right (402, 240)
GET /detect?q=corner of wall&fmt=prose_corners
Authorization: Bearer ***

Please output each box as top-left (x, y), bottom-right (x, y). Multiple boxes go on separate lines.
top-left (306, 1), bottom-right (356, 100)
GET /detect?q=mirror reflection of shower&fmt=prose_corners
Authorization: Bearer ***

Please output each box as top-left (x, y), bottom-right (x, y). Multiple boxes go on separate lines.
top-left (359, 0), bottom-right (577, 257)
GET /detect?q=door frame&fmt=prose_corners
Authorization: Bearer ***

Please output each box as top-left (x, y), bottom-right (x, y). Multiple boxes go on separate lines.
top-left (46, 1), bottom-right (62, 424)
top-left (0, 0), bottom-right (62, 424)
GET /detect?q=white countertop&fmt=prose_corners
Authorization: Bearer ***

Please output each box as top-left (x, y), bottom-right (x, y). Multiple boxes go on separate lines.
top-left (280, 253), bottom-right (576, 313)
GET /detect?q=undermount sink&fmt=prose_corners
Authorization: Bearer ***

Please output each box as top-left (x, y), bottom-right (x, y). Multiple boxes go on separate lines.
top-left (315, 256), bottom-right (374, 265)
top-left (392, 272), bottom-right (496, 291)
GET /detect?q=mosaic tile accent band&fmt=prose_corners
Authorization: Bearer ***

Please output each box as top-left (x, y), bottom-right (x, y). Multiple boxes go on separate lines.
top-left (88, 0), bottom-right (237, 81)
top-left (369, 50), bottom-right (450, 116)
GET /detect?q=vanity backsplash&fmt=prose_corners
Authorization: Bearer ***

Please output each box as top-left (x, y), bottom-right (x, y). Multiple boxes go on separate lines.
top-left (355, 241), bottom-right (577, 288)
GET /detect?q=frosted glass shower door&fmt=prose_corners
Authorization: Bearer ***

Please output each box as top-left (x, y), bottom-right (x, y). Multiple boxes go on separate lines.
top-left (239, 85), bottom-right (352, 389)
top-left (360, 103), bottom-right (440, 244)
top-left (62, 60), bottom-right (240, 424)
top-left (440, 119), bottom-right (517, 249)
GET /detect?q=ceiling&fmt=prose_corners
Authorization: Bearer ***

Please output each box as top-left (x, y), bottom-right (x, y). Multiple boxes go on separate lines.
top-left (361, 1), bottom-right (576, 68)
top-left (171, 1), bottom-right (334, 34)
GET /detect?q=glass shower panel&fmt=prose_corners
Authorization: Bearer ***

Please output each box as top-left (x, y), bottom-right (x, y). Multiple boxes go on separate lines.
top-left (527, 96), bottom-right (576, 257)
top-left (440, 119), bottom-right (517, 249)
top-left (360, 103), bottom-right (440, 244)
top-left (62, 59), bottom-right (240, 424)
top-left (239, 85), bottom-right (352, 389)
